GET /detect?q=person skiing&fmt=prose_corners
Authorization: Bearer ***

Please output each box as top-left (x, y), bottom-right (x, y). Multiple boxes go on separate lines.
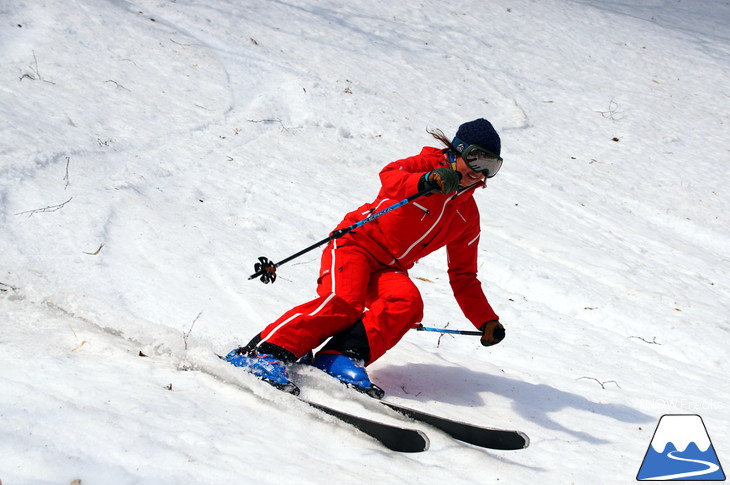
top-left (225, 118), bottom-right (506, 398)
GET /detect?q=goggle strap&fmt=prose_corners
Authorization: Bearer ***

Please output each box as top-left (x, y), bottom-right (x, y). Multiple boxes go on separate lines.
top-left (452, 137), bottom-right (468, 154)
top-left (446, 150), bottom-right (458, 171)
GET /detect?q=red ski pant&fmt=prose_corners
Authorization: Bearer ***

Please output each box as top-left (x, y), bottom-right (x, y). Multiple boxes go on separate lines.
top-left (258, 240), bottom-right (424, 365)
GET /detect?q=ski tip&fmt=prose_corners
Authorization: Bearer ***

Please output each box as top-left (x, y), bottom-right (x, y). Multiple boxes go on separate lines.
top-left (519, 431), bottom-right (530, 449)
top-left (417, 430), bottom-right (431, 452)
top-left (389, 429), bottom-right (430, 453)
top-left (489, 430), bottom-right (530, 450)
top-left (499, 430), bottom-right (530, 450)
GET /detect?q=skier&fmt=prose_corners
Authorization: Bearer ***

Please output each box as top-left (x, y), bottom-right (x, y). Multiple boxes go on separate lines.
top-left (226, 118), bottom-right (506, 397)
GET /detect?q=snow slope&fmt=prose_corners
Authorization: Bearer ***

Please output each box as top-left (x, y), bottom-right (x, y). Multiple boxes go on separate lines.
top-left (1, 0), bottom-right (728, 483)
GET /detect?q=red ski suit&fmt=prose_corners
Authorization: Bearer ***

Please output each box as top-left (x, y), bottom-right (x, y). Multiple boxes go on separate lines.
top-left (259, 146), bottom-right (499, 364)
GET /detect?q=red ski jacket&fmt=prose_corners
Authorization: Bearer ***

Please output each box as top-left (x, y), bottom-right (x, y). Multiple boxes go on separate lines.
top-left (333, 146), bottom-right (499, 328)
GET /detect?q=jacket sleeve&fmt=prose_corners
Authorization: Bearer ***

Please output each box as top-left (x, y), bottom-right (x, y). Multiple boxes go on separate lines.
top-left (446, 209), bottom-right (499, 328)
top-left (378, 148), bottom-right (443, 200)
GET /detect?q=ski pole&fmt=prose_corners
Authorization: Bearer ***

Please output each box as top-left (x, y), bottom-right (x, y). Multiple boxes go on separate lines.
top-left (249, 186), bottom-right (437, 283)
top-left (414, 324), bottom-right (482, 336)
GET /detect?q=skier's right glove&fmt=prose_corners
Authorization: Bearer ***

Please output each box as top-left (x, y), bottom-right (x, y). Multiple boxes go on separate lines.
top-left (419, 167), bottom-right (461, 195)
top-left (480, 320), bottom-right (505, 347)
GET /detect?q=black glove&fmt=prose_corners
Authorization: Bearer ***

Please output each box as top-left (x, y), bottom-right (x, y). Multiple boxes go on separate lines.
top-left (480, 320), bottom-right (505, 346)
top-left (419, 167), bottom-right (460, 194)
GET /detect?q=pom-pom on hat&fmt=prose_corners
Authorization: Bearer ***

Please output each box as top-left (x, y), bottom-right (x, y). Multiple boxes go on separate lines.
top-left (452, 118), bottom-right (501, 157)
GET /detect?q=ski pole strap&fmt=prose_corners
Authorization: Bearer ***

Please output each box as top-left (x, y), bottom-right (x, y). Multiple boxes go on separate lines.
top-left (414, 324), bottom-right (482, 336)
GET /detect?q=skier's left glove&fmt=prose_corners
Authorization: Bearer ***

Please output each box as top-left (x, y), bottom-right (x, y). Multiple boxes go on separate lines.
top-left (480, 320), bottom-right (505, 346)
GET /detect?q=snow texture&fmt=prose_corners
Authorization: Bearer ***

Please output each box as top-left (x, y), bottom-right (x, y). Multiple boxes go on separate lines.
top-left (1, 0), bottom-right (729, 483)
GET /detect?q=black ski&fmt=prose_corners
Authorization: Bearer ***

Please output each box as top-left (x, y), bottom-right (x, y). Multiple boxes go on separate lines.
top-left (301, 398), bottom-right (429, 453)
top-left (379, 401), bottom-right (529, 450)
top-left (220, 353), bottom-right (524, 451)
top-left (218, 353), bottom-right (429, 452)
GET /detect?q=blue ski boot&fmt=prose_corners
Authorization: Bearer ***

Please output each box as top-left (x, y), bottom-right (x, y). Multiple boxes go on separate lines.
top-left (312, 353), bottom-right (385, 399)
top-left (224, 348), bottom-right (300, 395)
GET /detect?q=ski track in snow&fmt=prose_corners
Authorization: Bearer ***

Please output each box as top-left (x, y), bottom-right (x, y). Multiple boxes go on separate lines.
top-left (1, 0), bottom-right (729, 483)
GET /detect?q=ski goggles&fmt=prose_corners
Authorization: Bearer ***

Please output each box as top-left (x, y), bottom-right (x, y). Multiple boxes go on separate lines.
top-left (452, 137), bottom-right (503, 178)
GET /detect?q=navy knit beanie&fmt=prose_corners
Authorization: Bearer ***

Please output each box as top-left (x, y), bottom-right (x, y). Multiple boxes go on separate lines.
top-left (453, 118), bottom-right (501, 157)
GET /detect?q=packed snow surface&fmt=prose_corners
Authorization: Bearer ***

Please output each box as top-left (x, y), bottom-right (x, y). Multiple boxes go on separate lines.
top-left (1, 0), bottom-right (729, 483)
